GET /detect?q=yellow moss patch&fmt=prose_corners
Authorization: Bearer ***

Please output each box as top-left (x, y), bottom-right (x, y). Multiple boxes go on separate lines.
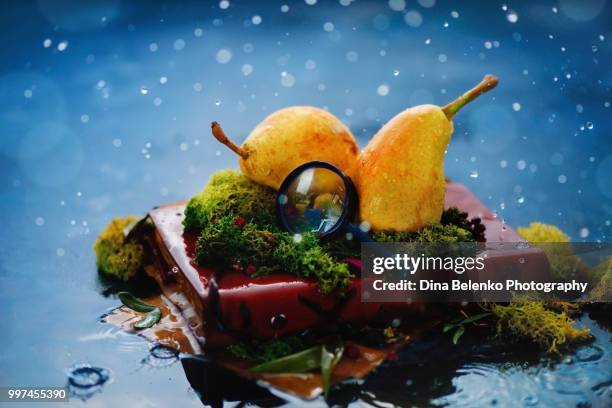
top-left (588, 258), bottom-right (612, 302)
top-left (488, 299), bottom-right (590, 353)
top-left (94, 216), bottom-right (144, 281)
top-left (517, 222), bottom-right (587, 282)
top-left (516, 223), bottom-right (569, 243)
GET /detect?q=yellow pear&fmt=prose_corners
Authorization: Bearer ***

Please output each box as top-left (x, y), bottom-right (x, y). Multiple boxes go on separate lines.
top-left (212, 106), bottom-right (359, 190)
top-left (351, 75), bottom-right (498, 232)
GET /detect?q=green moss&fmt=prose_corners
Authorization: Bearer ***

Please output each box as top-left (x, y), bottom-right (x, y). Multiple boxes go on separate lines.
top-left (588, 258), bottom-right (612, 302)
top-left (94, 216), bottom-right (145, 281)
top-left (227, 336), bottom-right (306, 362)
top-left (487, 298), bottom-right (590, 353)
top-left (183, 169), bottom-right (277, 231)
top-left (517, 222), bottom-right (588, 282)
top-left (373, 223), bottom-right (475, 243)
top-left (196, 215), bottom-right (278, 270)
top-left (196, 216), bottom-right (352, 294)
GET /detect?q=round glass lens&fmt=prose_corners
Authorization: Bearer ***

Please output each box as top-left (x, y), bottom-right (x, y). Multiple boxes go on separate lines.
top-left (279, 167), bottom-right (348, 236)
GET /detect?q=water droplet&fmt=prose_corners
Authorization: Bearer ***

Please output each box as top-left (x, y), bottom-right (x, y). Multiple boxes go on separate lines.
top-left (558, 174), bottom-right (567, 184)
top-left (219, 0), bottom-right (230, 10)
top-left (293, 233), bottom-right (303, 243)
top-left (281, 4), bottom-right (289, 12)
top-left (323, 21), bottom-right (334, 32)
top-left (149, 42), bottom-right (158, 52)
top-left (215, 100), bottom-right (221, 106)
top-left (57, 41), bottom-right (68, 51)
top-left (517, 160), bottom-right (526, 170)
top-left (469, 170), bottom-right (479, 178)
top-left (586, 122), bottom-right (594, 130)
top-left (153, 97), bottom-right (162, 106)
top-left (512, 102), bottom-right (521, 111)
top-left (35, 217), bottom-right (45, 226)
top-left (519, 257), bottom-right (525, 264)
top-left (517, 196), bottom-right (525, 204)
top-left (451, 11), bottom-right (459, 18)
top-left (438, 53), bottom-right (447, 63)
top-left (80, 114), bottom-right (90, 124)
top-left (140, 86), bottom-right (149, 95)
top-left (193, 82), bottom-right (203, 92)
top-left (56, 248), bottom-right (65, 257)
top-left (43, 38), bottom-right (52, 48)
top-left (500, 202), bottom-right (506, 210)
top-left (24, 89), bottom-right (33, 98)
top-left (579, 227), bottom-right (589, 239)
top-left (393, 69), bottom-right (400, 76)
top-left (270, 314), bottom-right (287, 330)
top-left (251, 15), bottom-right (262, 25)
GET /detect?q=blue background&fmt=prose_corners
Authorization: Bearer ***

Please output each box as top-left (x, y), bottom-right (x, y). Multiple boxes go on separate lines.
top-left (0, 0), bottom-right (610, 406)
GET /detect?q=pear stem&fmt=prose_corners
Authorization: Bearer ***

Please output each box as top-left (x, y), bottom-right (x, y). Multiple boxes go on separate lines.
top-left (211, 121), bottom-right (249, 159)
top-left (442, 75), bottom-right (499, 119)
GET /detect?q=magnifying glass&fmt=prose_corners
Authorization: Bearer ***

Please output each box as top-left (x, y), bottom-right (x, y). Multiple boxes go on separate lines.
top-left (276, 161), bottom-right (374, 242)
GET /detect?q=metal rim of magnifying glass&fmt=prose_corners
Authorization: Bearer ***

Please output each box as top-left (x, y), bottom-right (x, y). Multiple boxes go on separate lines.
top-left (276, 160), bottom-right (358, 241)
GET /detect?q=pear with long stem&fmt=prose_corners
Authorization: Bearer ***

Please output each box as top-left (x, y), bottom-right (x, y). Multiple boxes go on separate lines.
top-left (351, 75), bottom-right (499, 232)
top-left (212, 106), bottom-right (359, 190)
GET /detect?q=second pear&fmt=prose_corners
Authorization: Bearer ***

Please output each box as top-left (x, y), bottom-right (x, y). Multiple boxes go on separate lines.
top-left (351, 75), bottom-right (498, 232)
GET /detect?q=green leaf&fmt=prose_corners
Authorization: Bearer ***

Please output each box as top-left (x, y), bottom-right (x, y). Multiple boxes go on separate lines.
top-left (250, 346), bottom-right (323, 373)
top-left (118, 292), bottom-right (156, 312)
top-left (452, 326), bottom-right (465, 344)
top-left (461, 312), bottom-right (491, 325)
top-left (443, 323), bottom-right (456, 333)
top-left (133, 308), bottom-right (162, 329)
top-left (321, 341), bottom-right (344, 398)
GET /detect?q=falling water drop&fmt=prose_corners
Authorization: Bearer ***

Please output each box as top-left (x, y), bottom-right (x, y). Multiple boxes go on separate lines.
top-left (140, 86), bottom-right (149, 95)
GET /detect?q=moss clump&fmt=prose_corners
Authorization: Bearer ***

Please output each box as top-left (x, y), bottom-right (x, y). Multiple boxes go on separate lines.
top-left (227, 336), bottom-right (306, 362)
top-left (516, 222), bottom-right (570, 243)
top-left (94, 216), bottom-right (145, 281)
top-left (196, 215), bottom-right (352, 294)
top-left (488, 298), bottom-right (590, 353)
top-left (196, 215), bottom-right (278, 270)
top-left (183, 169), bottom-right (277, 231)
top-left (517, 222), bottom-right (588, 282)
top-left (588, 258), bottom-right (612, 302)
top-left (373, 223), bottom-right (475, 243)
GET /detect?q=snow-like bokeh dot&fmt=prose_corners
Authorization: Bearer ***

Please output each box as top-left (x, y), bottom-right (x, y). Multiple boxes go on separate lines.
top-left (346, 51), bottom-right (358, 62)
top-left (323, 22), bottom-right (334, 32)
top-left (35, 217), bottom-right (45, 226)
top-left (57, 41), bottom-right (68, 51)
top-left (149, 42), bottom-right (158, 52)
top-left (194, 27), bottom-right (203, 37)
top-left (193, 82), bottom-right (203, 92)
top-left (377, 84), bottom-right (390, 96)
top-left (559, 0), bottom-right (606, 22)
top-left (43, 38), bottom-right (52, 48)
top-left (216, 48), bottom-right (232, 64)
top-left (512, 102), bottom-right (521, 111)
top-left (417, 0), bottom-right (436, 8)
top-left (404, 11), bottom-right (423, 27)
top-left (242, 64), bottom-right (253, 76)
top-left (280, 71), bottom-right (295, 87)
top-left (281, 4), bottom-right (289, 12)
top-left (305, 0), bottom-right (317, 5)
top-left (219, 0), bottom-right (230, 10)
top-left (251, 15), bottom-right (262, 25)
top-left (389, 0), bottom-right (406, 11)
top-left (56, 248), bottom-right (65, 257)
top-left (173, 38), bottom-right (186, 51)
top-left (506, 10), bottom-right (519, 23)
top-left (558, 175), bottom-right (567, 184)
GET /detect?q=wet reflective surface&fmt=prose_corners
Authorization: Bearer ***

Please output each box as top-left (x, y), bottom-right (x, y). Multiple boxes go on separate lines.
top-left (1, 0), bottom-right (611, 406)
